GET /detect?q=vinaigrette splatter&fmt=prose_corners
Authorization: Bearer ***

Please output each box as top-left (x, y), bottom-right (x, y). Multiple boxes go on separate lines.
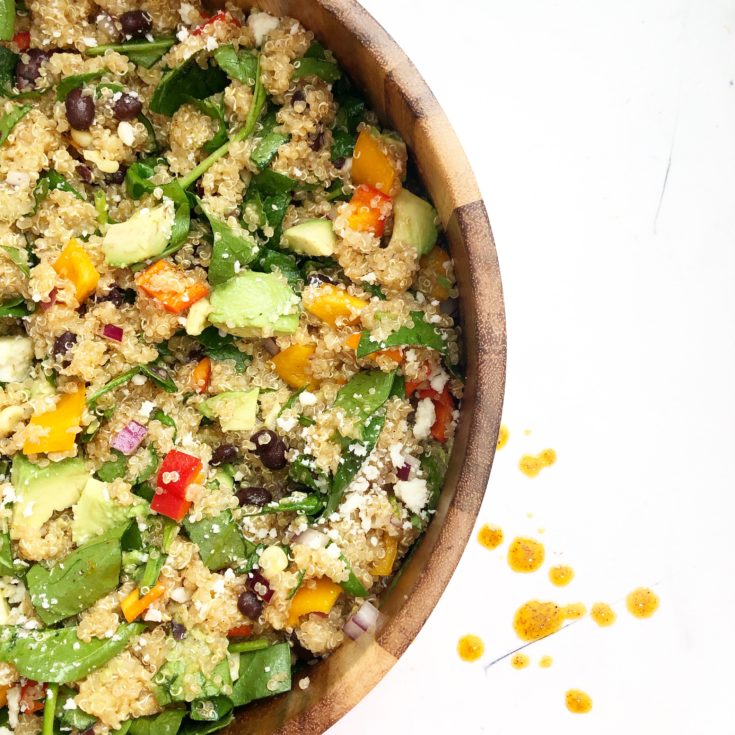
top-left (565, 689), bottom-right (593, 714)
top-left (549, 565), bottom-right (574, 587)
top-left (507, 537), bottom-right (545, 573)
top-left (590, 602), bottom-right (617, 627)
top-left (457, 634), bottom-right (484, 662)
top-left (519, 449), bottom-right (557, 477)
top-left (626, 587), bottom-right (659, 619)
top-left (477, 524), bottom-right (504, 550)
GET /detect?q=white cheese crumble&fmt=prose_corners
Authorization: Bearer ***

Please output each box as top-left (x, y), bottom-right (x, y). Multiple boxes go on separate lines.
top-left (248, 11), bottom-right (279, 46)
top-left (394, 478), bottom-right (429, 514)
top-left (299, 391), bottom-right (317, 406)
top-left (117, 120), bottom-right (136, 146)
top-left (413, 398), bottom-right (436, 440)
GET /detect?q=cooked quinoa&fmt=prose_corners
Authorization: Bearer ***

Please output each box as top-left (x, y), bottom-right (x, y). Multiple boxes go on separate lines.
top-left (0, 1), bottom-right (462, 732)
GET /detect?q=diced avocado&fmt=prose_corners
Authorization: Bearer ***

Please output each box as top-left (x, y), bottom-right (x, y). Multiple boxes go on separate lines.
top-left (210, 468), bottom-right (234, 492)
top-left (0, 335), bottom-right (33, 383)
top-left (282, 219), bottom-right (337, 257)
top-left (10, 455), bottom-right (89, 537)
top-left (209, 271), bottom-right (300, 338)
top-left (389, 188), bottom-right (438, 256)
top-left (198, 389), bottom-right (259, 432)
top-left (102, 200), bottom-right (175, 266)
top-left (185, 296), bottom-right (211, 336)
top-left (71, 477), bottom-right (136, 545)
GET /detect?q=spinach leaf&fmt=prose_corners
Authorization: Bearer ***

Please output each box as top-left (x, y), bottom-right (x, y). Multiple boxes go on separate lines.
top-left (0, 622), bottom-right (144, 683)
top-left (361, 281), bottom-right (386, 300)
top-left (0, 102), bottom-right (29, 145)
top-left (251, 168), bottom-right (298, 195)
top-left (151, 408), bottom-right (176, 440)
top-left (196, 198), bottom-right (258, 285)
top-left (135, 444), bottom-right (159, 485)
top-left (278, 386), bottom-right (306, 415)
top-left (292, 57), bottom-right (341, 83)
top-left (213, 45), bottom-right (257, 85)
top-left (193, 327), bottom-right (251, 373)
top-left (0, 0), bottom-right (14, 41)
top-left (85, 37), bottom-right (176, 68)
top-left (336, 548), bottom-right (367, 596)
top-left (250, 110), bottom-right (289, 170)
top-left (124, 156), bottom-right (167, 197)
top-left (57, 70), bottom-right (106, 101)
top-left (288, 454), bottom-right (328, 493)
top-left (227, 639), bottom-right (269, 654)
top-left (150, 57), bottom-right (227, 117)
top-left (253, 248), bottom-right (302, 291)
top-left (333, 370), bottom-right (395, 432)
top-left (0, 531), bottom-right (24, 577)
top-left (325, 179), bottom-right (349, 202)
top-left (189, 695), bottom-right (233, 722)
top-left (0, 296), bottom-right (31, 317)
top-left (186, 96), bottom-right (227, 153)
top-left (0, 245), bottom-right (29, 276)
top-left (183, 510), bottom-right (254, 571)
top-left (27, 524), bottom-right (127, 625)
top-left (113, 722), bottom-right (134, 735)
top-left (137, 547), bottom-right (165, 589)
top-left (356, 311), bottom-right (445, 358)
top-left (179, 713), bottom-right (234, 735)
top-left (229, 643), bottom-right (291, 707)
top-left (153, 656), bottom-right (231, 707)
top-left (421, 444), bottom-right (448, 510)
top-left (331, 88), bottom-right (365, 161)
top-left (128, 709), bottom-right (186, 735)
top-left (97, 448), bottom-right (127, 482)
top-left (248, 493), bottom-right (323, 516)
top-left (0, 46), bottom-right (18, 96)
top-left (304, 42), bottom-right (326, 60)
top-left (56, 686), bottom-right (97, 731)
top-left (33, 169), bottom-right (85, 213)
top-left (139, 363), bottom-right (178, 393)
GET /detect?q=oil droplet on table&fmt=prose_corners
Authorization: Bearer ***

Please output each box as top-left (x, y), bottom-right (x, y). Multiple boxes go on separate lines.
top-left (562, 602), bottom-right (587, 620)
top-left (497, 425), bottom-right (509, 449)
top-left (590, 602), bottom-right (617, 627)
top-left (511, 653), bottom-right (530, 669)
top-left (457, 634), bottom-right (484, 662)
top-left (626, 587), bottom-right (659, 619)
top-left (477, 524), bottom-right (504, 550)
top-left (549, 565), bottom-right (574, 587)
top-left (565, 689), bottom-right (593, 714)
top-left (519, 449), bottom-right (557, 477)
top-left (539, 655), bottom-right (553, 668)
top-left (508, 537), bottom-right (545, 573)
top-left (513, 600), bottom-right (584, 641)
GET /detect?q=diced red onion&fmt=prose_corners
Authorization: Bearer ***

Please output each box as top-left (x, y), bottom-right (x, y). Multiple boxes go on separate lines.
top-left (261, 337), bottom-right (280, 356)
top-left (292, 528), bottom-right (329, 549)
top-left (344, 601), bottom-right (381, 640)
top-left (102, 324), bottom-right (124, 342)
top-left (111, 420), bottom-right (148, 455)
top-left (397, 463), bottom-right (411, 481)
top-left (40, 288), bottom-right (58, 311)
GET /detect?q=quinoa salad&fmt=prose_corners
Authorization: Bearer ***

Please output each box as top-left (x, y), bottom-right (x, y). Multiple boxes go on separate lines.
top-left (0, 1), bottom-right (461, 732)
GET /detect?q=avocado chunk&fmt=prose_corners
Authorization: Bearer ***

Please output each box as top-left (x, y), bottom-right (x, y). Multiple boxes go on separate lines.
top-left (185, 296), bottom-right (211, 336)
top-left (0, 335), bottom-right (33, 383)
top-left (209, 271), bottom-right (300, 338)
top-left (198, 389), bottom-right (259, 432)
top-left (282, 218), bottom-right (337, 257)
top-left (388, 188), bottom-right (438, 256)
top-left (71, 477), bottom-right (138, 545)
top-left (102, 200), bottom-right (175, 266)
top-left (10, 455), bottom-right (89, 537)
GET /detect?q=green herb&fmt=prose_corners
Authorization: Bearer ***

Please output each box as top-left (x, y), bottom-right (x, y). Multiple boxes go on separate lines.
top-left (55, 686), bottom-right (97, 731)
top-left (213, 45), bottom-right (258, 85)
top-left (0, 0), bottom-right (15, 41)
top-left (95, 81), bottom-right (125, 97)
top-left (251, 168), bottom-right (298, 195)
top-left (183, 510), bottom-right (254, 571)
top-left (325, 179), bottom-right (349, 202)
top-left (286, 569), bottom-right (305, 599)
top-left (292, 56), bottom-right (341, 83)
top-left (139, 363), bottom-right (178, 392)
top-left (421, 444), bottom-right (448, 510)
top-left (138, 547), bottom-right (164, 590)
top-left (333, 369), bottom-right (395, 433)
top-left (288, 454), bottom-right (328, 493)
top-left (278, 386), bottom-right (306, 415)
top-left (124, 156), bottom-right (167, 197)
top-left (26, 524), bottom-right (127, 625)
top-left (356, 311), bottom-right (445, 358)
top-left (0, 296), bottom-right (31, 317)
top-left (0, 622), bottom-right (144, 684)
top-left (0, 103), bottom-right (29, 145)
top-left (189, 695), bottom-right (233, 723)
top-left (247, 493), bottom-right (323, 516)
top-left (97, 448), bottom-right (127, 482)
top-left (94, 189), bottom-right (109, 228)
top-left (254, 247), bottom-right (302, 291)
top-left (42, 682), bottom-right (58, 735)
top-left (0, 245), bottom-right (29, 276)
top-left (85, 37), bottom-right (176, 68)
top-left (0, 46), bottom-right (17, 95)
top-left (57, 70), bottom-right (106, 101)
top-left (361, 281), bottom-right (386, 300)
top-left (161, 517), bottom-right (178, 553)
top-left (331, 85), bottom-right (365, 161)
top-left (250, 110), bottom-right (290, 170)
top-left (193, 327), bottom-right (251, 374)
top-left (151, 408), bottom-right (177, 440)
top-left (87, 363), bottom-right (177, 407)
top-left (229, 643), bottom-right (291, 707)
top-left (0, 531), bottom-right (24, 577)
top-left (336, 549), bottom-right (368, 596)
top-left (150, 57), bottom-right (228, 116)
top-left (186, 95), bottom-right (228, 153)
top-left (304, 42), bottom-right (326, 59)
top-left (298, 415), bottom-right (315, 427)
top-left (128, 709), bottom-right (186, 735)
top-left (227, 639), bottom-right (270, 654)
top-left (33, 169), bottom-right (85, 213)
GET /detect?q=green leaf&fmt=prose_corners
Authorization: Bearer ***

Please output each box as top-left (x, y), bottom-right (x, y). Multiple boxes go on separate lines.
top-left (361, 281), bottom-right (386, 300)
top-left (336, 548), bottom-right (368, 596)
top-left (250, 110), bottom-right (290, 170)
top-left (150, 57), bottom-right (228, 117)
top-left (128, 709), bottom-right (186, 735)
top-left (137, 547), bottom-right (164, 589)
top-left (0, 0), bottom-right (15, 41)
top-left (33, 169), bottom-right (85, 213)
top-left (179, 713), bottom-right (234, 735)
top-left (124, 157), bottom-right (167, 198)
top-left (0, 245), bottom-right (29, 277)
top-left (421, 444), bottom-right (448, 510)
top-left (356, 311), bottom-right (445, 358)
top-left (292, 57), bottom-right (341, 83)
top-left (333, 370), bottom-right (395, 431)
top-left (331, 88), bottom-right (365, 160)
top-left (193, 327), bottom-right (251, 374)
top-left (251, 168), bottom-right (298, 195)
top-left (213, 45), bottom-right (257, 85)
top-left (229, 643), bottom-right (291, 707)
top-left (278, 386), bottom-right (306, 415)
top-left (139, 363), bottom-right (178, 393)
top-left (189, 695), bottom-right (233, 722)
top-left (183, 510), bottom-right (254, 571)
top-left (0, 622), bottom-right (145, 684)
top-left (55, 686), bottom-right (97, 731)
top-left (288, 454), bottom-right (328, 493)
top-left (186, 96), bottom-right (228, 154)
top-left (247, 493), bottom-right (323, 516)
top-left (26, 524), bottom-right (127, 625)
top-left (0, 103), bottom-right (29, 145)
top-left (0, 46), bottom-right (18, 96)
top-left (0, 531), bottom-right (24, 577)
top-left (253, 248), bottom-right (302, 291)
top-left (153, 653), bottom-right (231, 707)
top-left (57, 70), bottom-right (106, 101)
top-left (226, 639), bottom-right (269, 654)
top-left (0, 296), bottom-right (31, 317)
top-left (85, 37), bottom-right (176, 68)
top-left (151, 408), bottom-right (177, 440)
top-left (97, 448), bottom-right (127, 482)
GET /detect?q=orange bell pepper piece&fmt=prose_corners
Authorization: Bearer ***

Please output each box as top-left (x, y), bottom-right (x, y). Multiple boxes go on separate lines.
top-left (0, 684), bottom-right (8, 708)
top-left (419, 246), bottom-right (453, 301)
top-left (344, 332), bottom-right (403, 364)
top-left (304, 284), bottom-right (368, 327)
top-left (270, 344), bottom-right (317, 389)
top-left (135, 260), bottom-right (209, 314)
top-left (347, 185), bottom-right (391, 236)
top-left (121, 583), bottom-right (166, 622)
top-left (53, 239), bottom-right (99, 304)
top-left (370, 535), bottom-right (399, 576)
top-left (351, 128), bottom-right (397, 195)
top-left (23, 385), bottom-right (85, 455)
top-left (190, 356), bottom-right (211, 394)
top-left (227, 624), bottom-right (253, 638)
top-left (287, 577), bottom-right (342, 627)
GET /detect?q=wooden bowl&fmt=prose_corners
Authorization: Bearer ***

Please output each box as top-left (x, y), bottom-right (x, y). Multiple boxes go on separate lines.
top-left (219, 2), bottom-right (507, 731)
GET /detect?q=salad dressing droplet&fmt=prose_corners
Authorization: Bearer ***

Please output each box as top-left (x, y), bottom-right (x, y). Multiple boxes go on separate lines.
top-left (539, 655), bottom-right (553, 668)
top-left (508, 537), bottom-right (545, 573)
top-left (590, 602), bottom-right (617, 627)
top-left (549, 565), bottom-right (574, 586)
top-left (477, 524), bottom-right (504, 550)
top-left (497, 425), bottom-right (509, 449)
top-left (511, 653), bottom-right (530, 669)
top-left (626, 587), bottom-right (659, 618)
top-left (457, 634), bottom-right (484, 662)
top-left (565, 689), bottom-right (593, 714)
top-left (519, 449), bottom-right (557, 477)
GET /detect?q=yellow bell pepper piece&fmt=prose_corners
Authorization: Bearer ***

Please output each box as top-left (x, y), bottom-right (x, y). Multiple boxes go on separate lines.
top-left (419, 246), bottom-right (453, 301)
top-left (304, 284), bottom-right (368, 327)
top-left (53, 239), bottom-right (99, 304)
top-left (23, 386), bottom-right (85, 455)
top-left (369, 535), bottom-right (399, 576)
top-left (351, 128), bottom-right (397, 195)
top-left (121, 583), bottom-right (166, 622)
top-left (287, 577), bottom-right (342, 627)
top-left (270, 344), bottom-right (317, 389)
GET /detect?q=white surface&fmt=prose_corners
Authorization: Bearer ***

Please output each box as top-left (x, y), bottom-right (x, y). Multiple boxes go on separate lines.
top-left (331, 1), bottom-right (735, 732)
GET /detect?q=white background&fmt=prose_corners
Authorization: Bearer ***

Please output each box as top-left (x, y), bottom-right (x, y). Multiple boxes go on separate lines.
top-left (331, 1), bottom-right (735, 732)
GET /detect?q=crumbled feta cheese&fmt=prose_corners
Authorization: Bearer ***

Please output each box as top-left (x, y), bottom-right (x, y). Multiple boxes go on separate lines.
top-left (276, 415), bottom-right (298, 432)
top-left (413, 398), bottom-right (436, 440)
top-left (394, 478), bottom-right (429, 514)
top-left (430, 370), bottom-right (450, 393)
top-left (248, 11), bottom-right (279, 46)
top-left (299, 391), bottom-right (317, 406)
top-left (143, 607), bottom-right (163, 622)
top-left (205, 36), bottom-right (219, 51)
top-left (139, 400), bottom-right (156, 418)
top-left (388, 443), bottom-right (405, 469)
top-left (117, 121), bottom-right (136, 146)
top-left (299, 676), bottom-right (310, 690)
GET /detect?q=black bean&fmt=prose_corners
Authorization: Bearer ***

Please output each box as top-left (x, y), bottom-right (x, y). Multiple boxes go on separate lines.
top-left (291, 90), bottom-right (305, 103)
top-left (120, 10), bottom-right (152, 39)
top-left (310, 130), bottom-right (323, 152)
top-left (246, 571), bottom-right (273, 602)
top-left (170, 622), bottom-right (187, 640)
top-left (250, 429), bottom-right (287, 470)
top-left (235, 486), bottom-right (272, 507)
top-left (187, 348), bottom-right (205, 363)
top-left (65, 88), bottom-right (95, 130)
top-left (113, 92), bottom-right (142, 121)
top-left (53, 331), bottom-right (77, 357)
top-left (307, 272), bottom-right (332, 287)
top-left (106, 165), bottom-right (128, 185)
top-left (211, 443), bottom-right (239, 467)
top-left (101, 286), bottom-right (128, 308)
top-left (237, 590), bottom-right (263, 619)
top-left (15, 49), bottom-right (50, 91)
top-left (75, 164), bottom-right (93, 184)
top-left (332, 156), bottom-right (345, 169)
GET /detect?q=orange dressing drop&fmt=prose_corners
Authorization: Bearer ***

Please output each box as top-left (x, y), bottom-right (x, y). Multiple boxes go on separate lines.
top-left (457, 634), bottom-right (484, 662)
top-left (626, 587), bottom-right (659, 619)
top-left (477, 524), bottom-right (504, 550)
top-left (562, 602), bottom-right (587, 620)
top-left (539, 655), bottom-right (553, 668)
top-left (511, 653), bottom-right (530, 669)
top-left (497, 425), bottom-right (509, 449)
top-left (549, 565), bottom-right (574, 587)
top-left (590, 602), bottom-right (617, 627)
top-left (519, 448), bottom-right (557, 477)
top-left (565, 689), bottom-right (593, 714)
top-left (508, 537), bottom-right (545, 573)
top-left (513, 600), bottom-right (585, 641)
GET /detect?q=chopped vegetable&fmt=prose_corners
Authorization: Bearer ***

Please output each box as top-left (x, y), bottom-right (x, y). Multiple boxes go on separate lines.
top-left (42, 682), bottom-right (58, 735)
top-left (270, 343), bottom-right (316, 388)
top-left (0, 103), bottom-right (28, 146)
top-left (120, 582), bottom-right (166, 622)
top-left (344, 332), bottom-right (402, 364)
top-left (369, 535), bottom-right (398, 576)
top-left (150, 449), bottom-right (202, 521)
top-left (190, 356), bottom-right (212, 393)
top-left (183, 510), bottom-right (254, 571)
top-left (102, 323), bottom-right (123, 342)
top-left (355, 311), bottom-right (445, 358)
top-left (150, 56), bottom-right (227, 117)
top-left (193, 327), bottom-right (251, 374)
top-left (53, 239), bottom-right (100, 304)
top-left (333, 369), bottom-right (395, 430)
top-left (23, 385), bottom-right (85, 455)
top-left (0, 0), bottom-right (15, 41)
top-left (213, 44), bottom-right (257, 84)
top-left (229, 642), bottom-right (291, 706)
top-left (343, 600), bottom-right (380, 640)
top-left (420, 246), bottom-right (453, 300)
top-left (287, 577), bottom-right (342, 627)
top-left (351, 127), bottom-right (397, 195)
top-left (303, 283), bottom-right (368, 326)
top-left (417, 385), bottom-right (455, 443)
top-left (84, 37), bottom-right (176, 68)
top-left (347, 184), bottom-right (391, 236)
top-left (111, 420), bottom-right (148, 455)
top-left (135, 259), bottom-right (209, 314)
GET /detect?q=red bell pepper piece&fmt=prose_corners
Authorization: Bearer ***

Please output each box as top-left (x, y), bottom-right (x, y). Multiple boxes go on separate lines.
top-left (227, 624), bottom-right (253, 638)
top-left (417, 386), bottom-right (455, 443)
top-left (151, 450), bottom-right (202, 521)
top-left (191, 10), bottom-right (241, 35)
top-left (19, 680), bottom-right (46, 714)
top-left (150, 491), bottom-right (191, 523)
top-left (347, 185), bottom-right (391, 236)
top-left (13, 31), bottom-right (31, 52)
